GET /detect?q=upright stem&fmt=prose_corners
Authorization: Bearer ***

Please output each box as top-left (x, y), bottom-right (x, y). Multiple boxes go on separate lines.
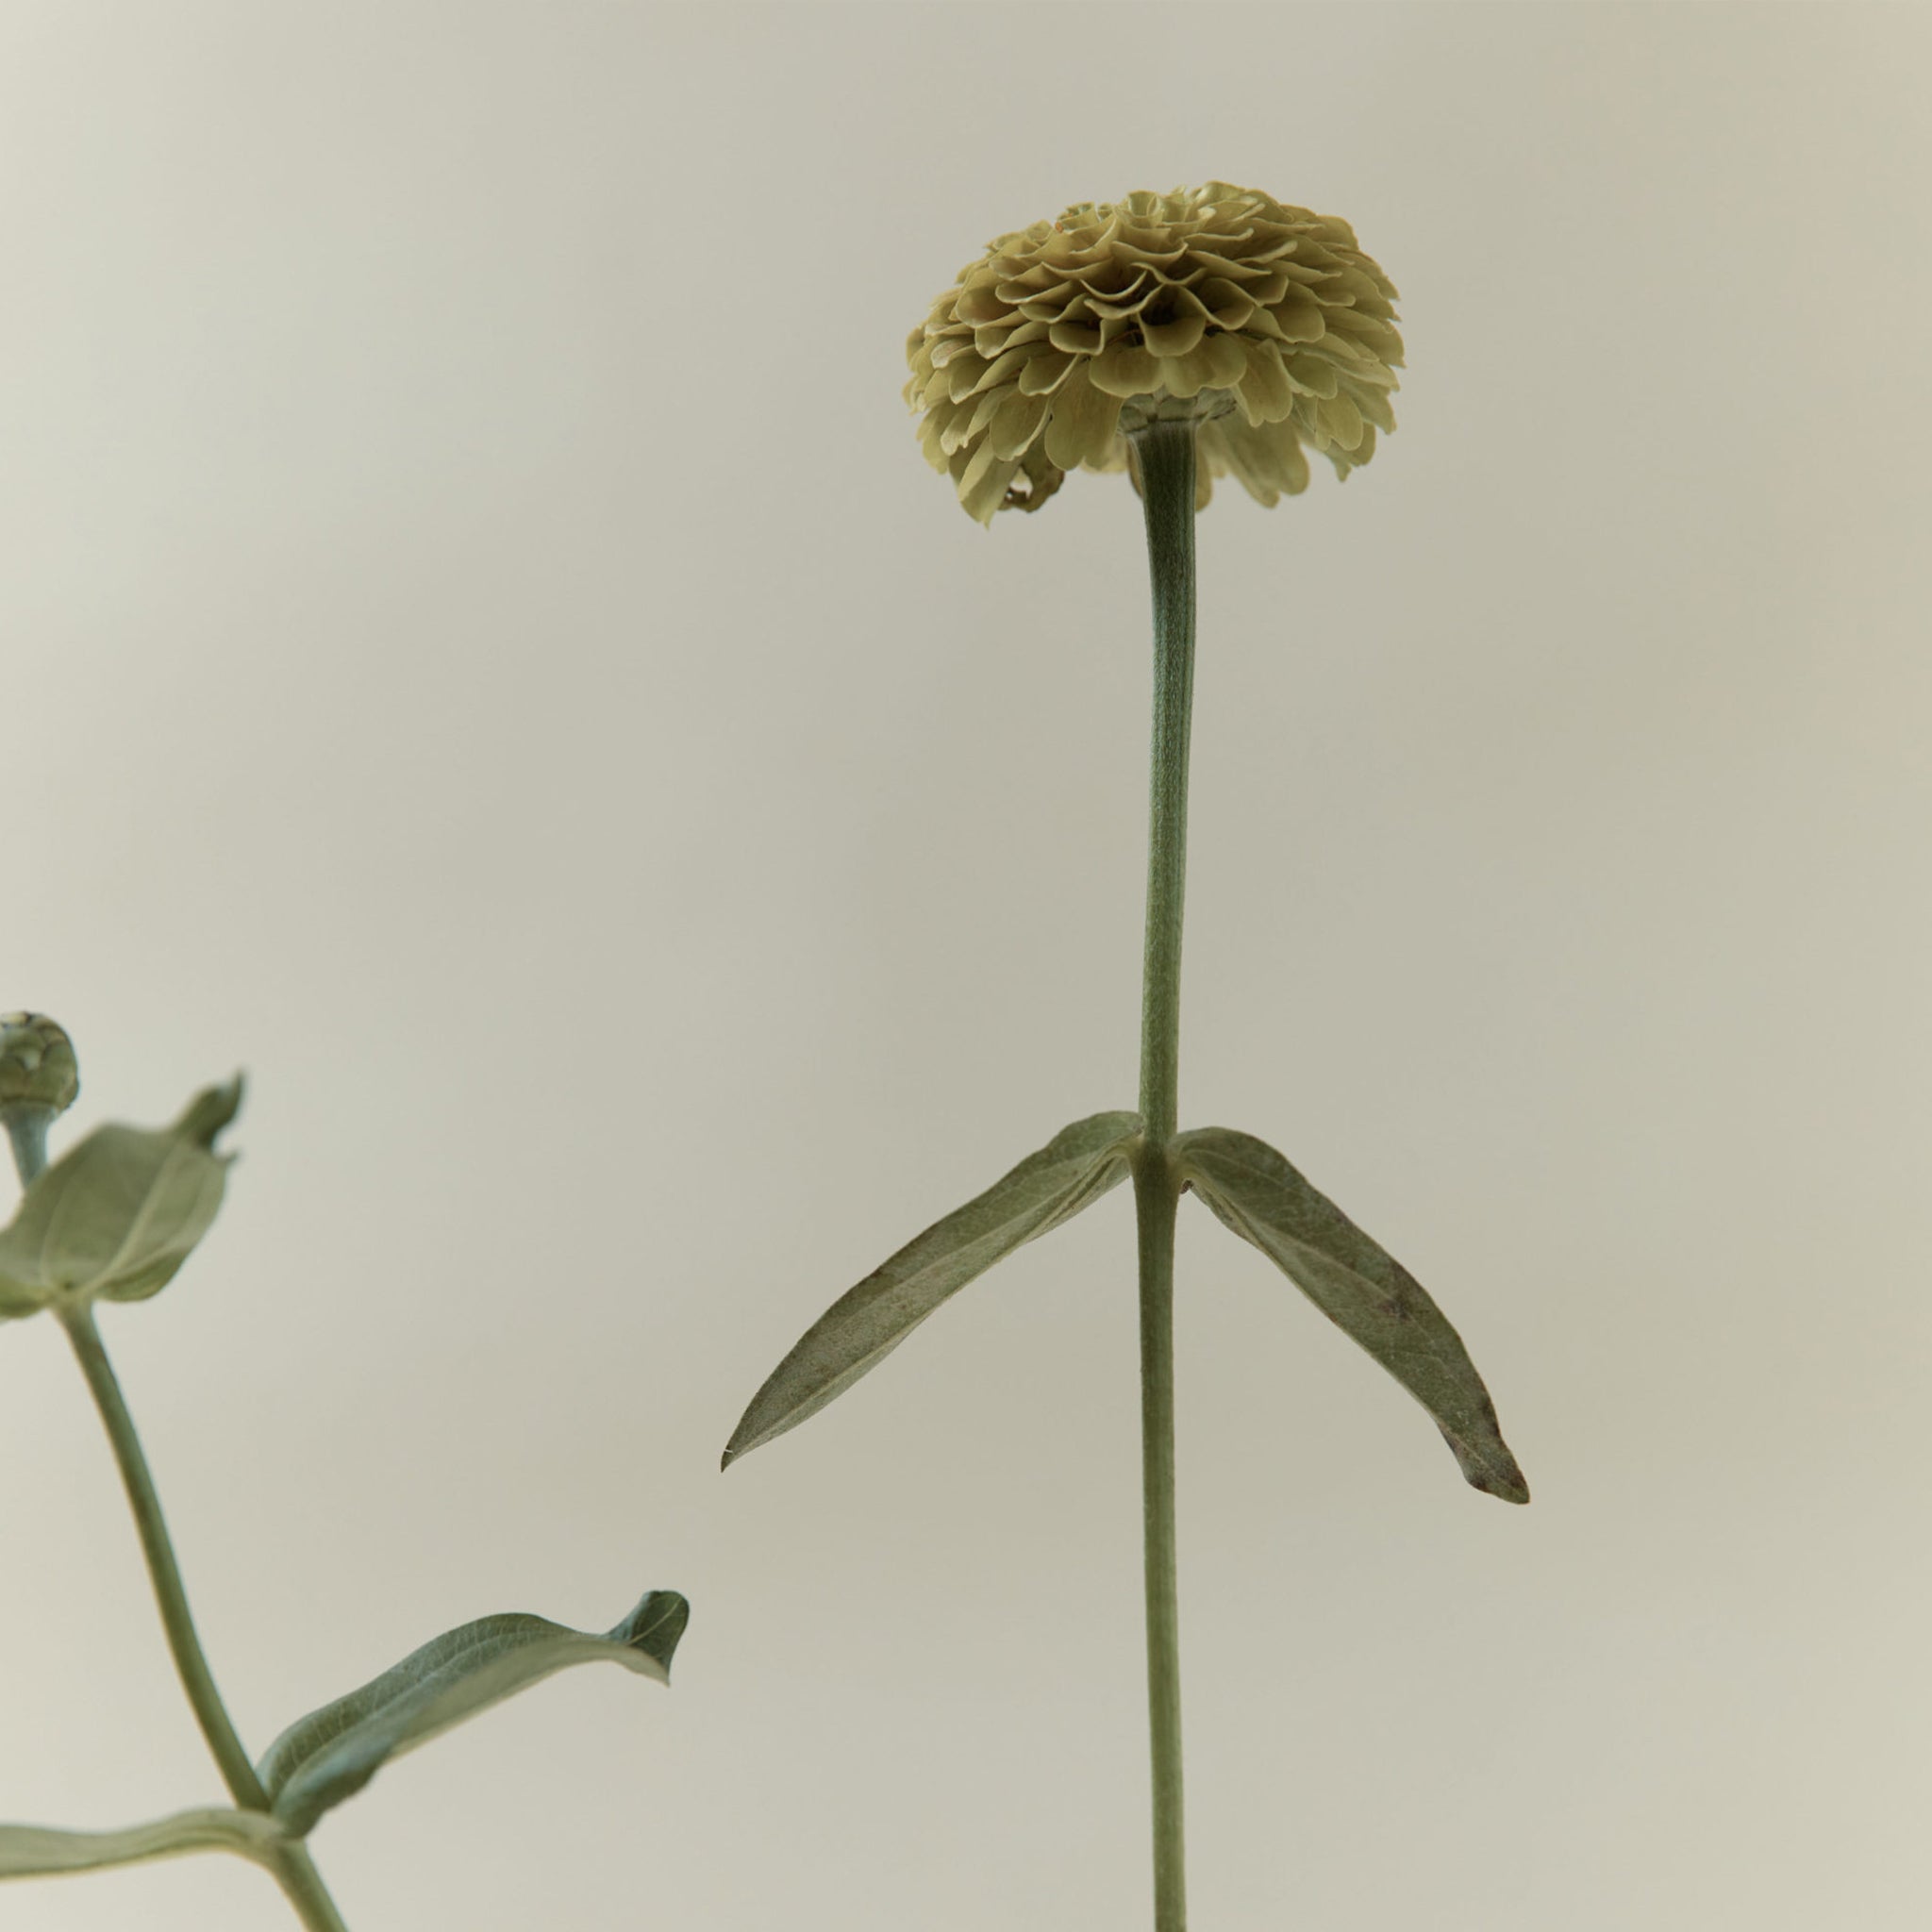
top-left (1136, 425), bottom-right (1196, 1148)
top-left (6, 1109), bottom-right (53, 1186)
top-left (54, 1302), bottom-right (352, 1932)
top-left (270, 1846), bottom-right (354, 1932)
top-left (1131, 418), bottom-right (1197, 1932)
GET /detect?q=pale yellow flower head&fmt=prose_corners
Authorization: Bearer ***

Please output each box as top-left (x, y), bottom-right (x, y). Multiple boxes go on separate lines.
top-left (905, 183), bottom-right (1403, 525)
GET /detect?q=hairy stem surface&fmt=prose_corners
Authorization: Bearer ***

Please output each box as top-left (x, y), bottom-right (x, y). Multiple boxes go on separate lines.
top-left (1132, 417), bottom-right (1198, 1932)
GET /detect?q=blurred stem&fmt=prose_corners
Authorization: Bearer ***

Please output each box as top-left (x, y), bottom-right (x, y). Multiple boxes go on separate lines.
top-left (56, 1300), bottom-right (352, 1931)
top-left (269, 1847), bottom-right (352, 1932)
top-left (5, 1109), bottom-right (53, 1187)
top-left (58, 1304), bottom-right (266, 1807)
top-left (1132, 417), bottom-right (1196, 1932)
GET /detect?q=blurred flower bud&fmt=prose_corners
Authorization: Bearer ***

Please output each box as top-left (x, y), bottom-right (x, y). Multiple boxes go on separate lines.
top-left (0, 1011), bottom-right (79, 1115)
top-left (2, 1011), bottom-right (80, 1184)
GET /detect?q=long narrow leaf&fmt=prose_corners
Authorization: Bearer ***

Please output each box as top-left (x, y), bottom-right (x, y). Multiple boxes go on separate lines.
top-left (258, 1590), bottom-right (688, 1836)
top-left (1175, 1126), bottom-right (1527, 1503)
top-left (0, 1807), bottom-right (285, 1878)
top-left (723, 1109), bottom-right (1142, 1468)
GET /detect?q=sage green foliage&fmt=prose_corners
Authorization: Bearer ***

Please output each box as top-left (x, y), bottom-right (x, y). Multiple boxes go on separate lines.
top-left (723, 1109), bottom-right (1141, 1468)
top-left (0, 1591), bottom-right (688, 1875)
top-left (724, 1108), bottom-right (1526, 1502)
top-left (258, 1591), bottom-right (690, 1836)
top-left (1175, 1127), bottom-right (1527, 1502)
top-left (0, 1079), bottom-right (240, 1320)
top-left (3, 1059), bottom-right (692, 1929)
top-left (0, 1807), bottom-right (289, 1878)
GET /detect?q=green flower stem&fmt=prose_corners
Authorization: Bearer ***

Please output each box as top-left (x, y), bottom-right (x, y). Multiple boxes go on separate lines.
top-left (268, 1845), bottom-right (352, 1932)
top-left (58, 1305), bottom-right (265, 1806)
top-left (1131, 417), bottom-right (1197, 1932)
top-left (5, 1110), bottom-right (52, 1187)
top-left (55, 1302), bottom-right (351, 1932)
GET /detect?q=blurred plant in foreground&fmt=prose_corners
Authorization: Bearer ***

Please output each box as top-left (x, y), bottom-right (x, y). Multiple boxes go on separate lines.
top-left (0, 1013), bottom-right (688, 1929)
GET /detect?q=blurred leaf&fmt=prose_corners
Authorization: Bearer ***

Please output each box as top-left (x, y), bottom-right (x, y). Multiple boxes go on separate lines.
top-left (0, 1807), bottom-right (285, 1877)
top-left (0, 1079), bottom-right (242, 1323)
top-left (724, 1109), bottom-right (1141, 1468)
top-left (1175, 1126), bottom-right (1528, 1503)
top-left (258, 1590), bottom-right (689, 1837)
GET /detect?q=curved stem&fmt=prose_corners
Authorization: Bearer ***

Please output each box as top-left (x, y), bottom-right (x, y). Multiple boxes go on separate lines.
top-left (57, 1303), bottom-right (353, 1931)
top-left (58, 1304), bottom-right (267, 1809)
top-left (1132, 417), bottom-right (1197, 1931)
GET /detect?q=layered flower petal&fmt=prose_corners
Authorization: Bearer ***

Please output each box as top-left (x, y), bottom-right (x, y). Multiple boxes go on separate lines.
top-left (907, 183), bottom-right (1402, 524)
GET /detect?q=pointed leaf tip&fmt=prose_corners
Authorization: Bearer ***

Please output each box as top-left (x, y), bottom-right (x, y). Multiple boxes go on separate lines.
top-left (723, 1109), bottom-right (1141, 1467)
top-left (175, 1075), bottom-right (244, 1150)
top-left (1175, 1126), bottom-right (1527, 1504)
top-left (613, 1587), bottom-right (690, 1676)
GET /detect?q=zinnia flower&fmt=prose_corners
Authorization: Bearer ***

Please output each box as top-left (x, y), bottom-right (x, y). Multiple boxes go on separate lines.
top-left (904, 183), bottom-right (1403, 524)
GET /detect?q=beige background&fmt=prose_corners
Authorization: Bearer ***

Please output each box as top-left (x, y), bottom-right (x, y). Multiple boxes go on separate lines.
top-left (4, 3), bottom-right (1929, 1927)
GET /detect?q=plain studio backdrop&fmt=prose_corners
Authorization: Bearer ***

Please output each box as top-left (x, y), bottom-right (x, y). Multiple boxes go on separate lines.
top-left (3, 4), bottom-right (1929, 1928)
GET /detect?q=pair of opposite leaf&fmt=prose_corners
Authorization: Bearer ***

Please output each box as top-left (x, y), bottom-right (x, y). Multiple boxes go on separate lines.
top-left (724, 1110), bottom-right (1527, 1506)
top-left (0, 1074), bottom-right (687, 1882)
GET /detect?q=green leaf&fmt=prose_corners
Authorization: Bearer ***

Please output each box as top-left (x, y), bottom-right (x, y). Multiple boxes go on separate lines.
top-left (0, 1079), bottom-right (242, 1323)
top-left (258, 1590), bottom-right (689, 1837)
top-left (1174, 1126), bottom-right (1528, 1504)
top-left (723, 1109), bottom-right (1142, 1469)
top-left (0, 1807), bottom-right (286, 1878)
